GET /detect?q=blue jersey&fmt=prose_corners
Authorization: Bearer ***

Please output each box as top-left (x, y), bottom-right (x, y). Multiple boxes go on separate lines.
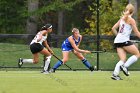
top-left (62, 35), bottom-right (81, 51)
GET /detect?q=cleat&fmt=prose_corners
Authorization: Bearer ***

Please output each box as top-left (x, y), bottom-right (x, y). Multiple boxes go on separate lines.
top-left (49, 68), bottom-right (55, 73)
top-left (18, 58), bottom-right (23, 68)
top-left (42, 71), bottom-right (50, 74)
top-left (89, 66), bottom-right (94, 72)
top-left (111, 74), bottom-right (123, 80)
top-left (41, 70), bottom-right (45, 73)
top-left (120, 65), bottom-right (130, 76)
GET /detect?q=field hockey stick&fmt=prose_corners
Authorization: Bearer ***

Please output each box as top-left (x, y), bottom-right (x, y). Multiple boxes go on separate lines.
top-left (91, 49), bottom-right (106, 53)
top-left (131, 40), bottom-right (140, 43)
top-left (52, 54), bottom-right (76, 71)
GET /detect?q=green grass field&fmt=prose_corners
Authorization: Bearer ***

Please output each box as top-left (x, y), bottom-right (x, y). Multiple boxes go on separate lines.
top-left (0, 71), bottom-right (140, 93)
top-left (1, 43), bottom-right (140, 70)
top-left (1, 43), bottom-right (140, 93)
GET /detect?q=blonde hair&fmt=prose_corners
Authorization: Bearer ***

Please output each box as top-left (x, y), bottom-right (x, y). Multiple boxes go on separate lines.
top-left (72, 28), bottom-right (79, 33)
top-left (121, 4), bottom-right (134, 21)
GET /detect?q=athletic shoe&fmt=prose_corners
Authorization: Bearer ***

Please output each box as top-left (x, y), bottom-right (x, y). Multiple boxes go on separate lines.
top-left (111, 74), bottom-right (123, 80)
top-left (18, 58), bottom-right (23, 68)
top-left (49, 68), bottom-right (55, 73)
top-left (42, 71), bottom-right (50, 74)
top-left (120, 65), bottom-right (130, 76)
top-left (89, 66), bottom-right (94, 72)
top-left (41, 70), bottom-right (45, 73)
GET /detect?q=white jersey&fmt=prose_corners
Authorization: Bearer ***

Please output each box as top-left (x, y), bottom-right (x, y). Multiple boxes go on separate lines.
top-left (30, 32), bottom-right (48, 45)
top-left (114, 19), bottom-right (132, 43)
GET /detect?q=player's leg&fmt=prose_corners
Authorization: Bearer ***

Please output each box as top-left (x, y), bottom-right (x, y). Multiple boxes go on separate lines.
top-left (40, 48), bottom-right (52, 74)
top-left (18, 43), bottom-right (42, 68)
top-left (120, 45), bottom-right (140, 76)
top-left (111, 48), bottom-right (126, 80)
top-left (43, 55), bottom-right (51, 71)
top-left (123, 45), bottom-right (140, 67)
top-left (51, 51), bottom-right (69, 72)
top-left (73, 50), bottom-right (94, 71)
top-left (18, 53), bottom-right (38, 68)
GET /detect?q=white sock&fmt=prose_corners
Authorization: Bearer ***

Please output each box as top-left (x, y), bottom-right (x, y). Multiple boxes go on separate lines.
top-left (22, 59), bottom-right (34, 63)
top-left (124, 55), bottom-right (138, 68)
top-left (113, 60), bottom-right (124, 76)
top-left (44, 56), bottom-right (51, 71)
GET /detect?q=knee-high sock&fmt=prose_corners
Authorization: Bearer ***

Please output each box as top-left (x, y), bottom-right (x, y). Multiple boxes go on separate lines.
top-left (82, 59), bottom-right (92, 69)
top-left (113, 60), bottom-right (124, 76)
top-left (124, 55), bottom-right (138, 68)
top-left (22, 59), bottom-right (33, 63)
top-left (53, 60), bottom-right (63, 70)
top-left (44, 56), bottom-right (51, 71)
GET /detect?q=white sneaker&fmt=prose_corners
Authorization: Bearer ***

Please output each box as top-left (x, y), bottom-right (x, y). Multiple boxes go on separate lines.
top-left (18, 58), bottom-right (23, 68)
top-left (42, 71), bottom-right (50, 74)
top-left (120, 65), bottom-right (130, 76)
top-left (49, 69), bottom-right (55, 73)
top-left (111, 74), bottom-right (123, 80)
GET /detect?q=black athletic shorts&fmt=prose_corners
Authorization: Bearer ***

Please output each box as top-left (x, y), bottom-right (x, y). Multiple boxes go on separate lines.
top-left (30, 43), bottom-right (44, 54)
top-left (114, 41), bottom-right (133, 48)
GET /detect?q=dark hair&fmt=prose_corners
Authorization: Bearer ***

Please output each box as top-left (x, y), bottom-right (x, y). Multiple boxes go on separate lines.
top-left (41, 23), bottom-right (52, 30)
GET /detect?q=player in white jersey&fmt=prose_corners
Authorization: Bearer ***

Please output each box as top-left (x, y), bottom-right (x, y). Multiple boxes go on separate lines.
top-left (111, 4), bottom-right (140, 80)
top-left (18, 24), bottom-right (53, 74)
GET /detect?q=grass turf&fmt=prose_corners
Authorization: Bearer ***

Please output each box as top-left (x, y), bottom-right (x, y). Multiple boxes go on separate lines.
top-left (0, 71), bottom-right (140, 93)
top-left (1, 43), bottom-right (140, 70)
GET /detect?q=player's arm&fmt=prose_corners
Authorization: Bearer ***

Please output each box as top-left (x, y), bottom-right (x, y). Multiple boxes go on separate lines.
top-left (112, 19), bottom-right (121, 35)
top-left (77, 35), bottom-right (82, 47)
top-left (43, 41), bottom-right (54, 54)
top-left (68, 36), bottom-right (90, 53)
top-left (130, 18), bottom-right (140, 38)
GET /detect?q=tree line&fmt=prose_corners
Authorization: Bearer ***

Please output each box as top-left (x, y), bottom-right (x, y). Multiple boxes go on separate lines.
top-left (0, 0), bottom-right (130, 36)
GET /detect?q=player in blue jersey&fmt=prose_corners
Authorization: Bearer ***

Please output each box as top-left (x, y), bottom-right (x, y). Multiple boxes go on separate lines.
top-left (50, 28), bottom-right (94, 73)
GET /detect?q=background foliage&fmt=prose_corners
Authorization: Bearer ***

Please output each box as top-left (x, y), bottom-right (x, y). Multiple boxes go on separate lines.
top-left (84, 0), bottom-right (128, 50)
top-left (0, 0), bottom-right (27, 34)
top-left (0, 0), bottom-right (129, 34)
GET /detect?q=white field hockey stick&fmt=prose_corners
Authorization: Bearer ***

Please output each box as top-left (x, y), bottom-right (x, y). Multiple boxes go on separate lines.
top-left (131, 40), bottom-right (140, 43)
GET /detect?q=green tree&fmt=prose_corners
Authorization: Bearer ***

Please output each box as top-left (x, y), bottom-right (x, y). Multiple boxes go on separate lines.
top-left (84, 0), bottom-right (128, 50)
top-left (31, 0), bottom-right (84, 34)
top-left (0, 0), bottom-right (84, 34)
top-left (0, 0), bottom-right (27, 34)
